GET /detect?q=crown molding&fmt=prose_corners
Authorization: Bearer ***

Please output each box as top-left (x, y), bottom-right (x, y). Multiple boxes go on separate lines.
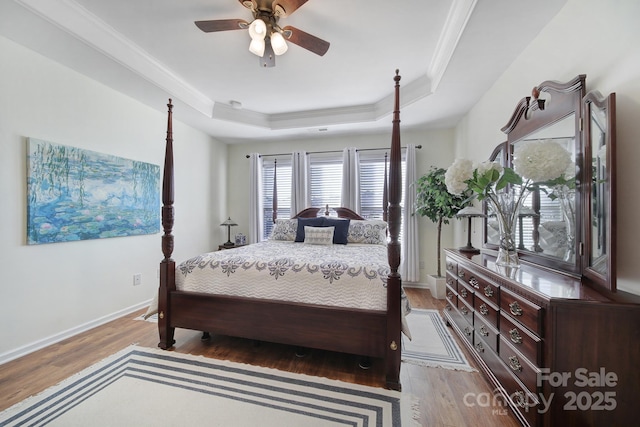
top-left (13, 0), bottom-right (475, 132)
top-left (428, 0), bottom-right (478, 92)
top-left (14, 0), bottom-right (215, 117)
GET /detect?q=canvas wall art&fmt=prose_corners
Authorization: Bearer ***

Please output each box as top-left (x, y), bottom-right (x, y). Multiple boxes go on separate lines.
top-left (27, 138), bottom-right (160, 244)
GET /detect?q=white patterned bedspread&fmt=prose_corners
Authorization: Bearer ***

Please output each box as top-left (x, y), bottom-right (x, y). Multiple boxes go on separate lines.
top-left (176, 240), bottom-right (411, 337)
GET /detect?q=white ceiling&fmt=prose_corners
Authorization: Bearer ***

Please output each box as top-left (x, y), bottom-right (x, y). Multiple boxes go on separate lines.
top-left (1, 0), bottom-right (567, 144)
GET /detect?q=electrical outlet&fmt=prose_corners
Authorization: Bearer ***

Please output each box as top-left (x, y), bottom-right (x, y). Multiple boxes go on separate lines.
top-left (133, 273), bottom-right (142, 286)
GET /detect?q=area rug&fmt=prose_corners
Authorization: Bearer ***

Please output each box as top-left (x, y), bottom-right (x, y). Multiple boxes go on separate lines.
top-left (0, 346), bottom-right (419, 427)
top-left (401, 308), bottom-right (475, 371)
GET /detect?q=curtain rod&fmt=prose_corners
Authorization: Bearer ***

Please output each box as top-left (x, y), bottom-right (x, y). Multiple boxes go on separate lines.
top-left (245, 145), bottom-right (421, 158)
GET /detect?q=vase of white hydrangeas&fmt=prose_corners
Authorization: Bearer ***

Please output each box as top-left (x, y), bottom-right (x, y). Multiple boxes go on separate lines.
top-left (444, 140), bottom-right (572, 270)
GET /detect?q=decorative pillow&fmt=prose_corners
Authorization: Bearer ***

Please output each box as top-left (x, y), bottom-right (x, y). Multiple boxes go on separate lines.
top-left (322, 218), bottom-right (350, 244)
top-left (270, 218), bottom-right (298, 241)
top-left (304, 226), bottom-right (335, 245)
top-left (295, 217), bottom-right (325, 242)
top-left (347, 219), bottom-right (388, 245)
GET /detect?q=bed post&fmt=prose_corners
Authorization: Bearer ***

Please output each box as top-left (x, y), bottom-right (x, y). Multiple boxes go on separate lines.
top-left (385, 70), bottom-right (402, 390)
top-left (158, 99), bottom-right (176, 350)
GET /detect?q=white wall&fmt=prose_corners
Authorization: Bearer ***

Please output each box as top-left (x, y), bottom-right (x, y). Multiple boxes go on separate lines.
top-left (0, 35), bottom-right (227, 360)
top-left (454, 0), bottom-right (640, 295)
top-left (226, 128), bottom-right (458, 284)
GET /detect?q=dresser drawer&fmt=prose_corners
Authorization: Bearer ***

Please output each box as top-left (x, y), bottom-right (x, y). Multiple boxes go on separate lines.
top-left (445, 272), bottom-right (457, 293)
top-left (457, 280), bottom-right (475, 306)
top-left (500, 311), bottom-right (543, 366)
top-left (445, 259), bottom-right (457, 276)
top-left (458, 295), bottom-right (474, 326)
top-left (499, 336), bottom-right (541, 393)
top-left (500, 287), bottom-right (543, 336)
top-left (474, 315), bottom-right (499, 353)
top-left (474, 293), bottom-right (499, 328)
top-left (448, 305), bottom-right (473, 345)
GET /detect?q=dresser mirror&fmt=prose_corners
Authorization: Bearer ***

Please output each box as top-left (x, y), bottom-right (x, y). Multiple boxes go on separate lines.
top-left (484, 75), bottom-right (617, 292)
top-left (583, 90), bottom-right (616, 290)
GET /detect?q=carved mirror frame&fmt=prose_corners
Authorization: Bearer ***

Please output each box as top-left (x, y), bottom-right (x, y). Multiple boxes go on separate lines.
top-left (486, 75), bottom-right (617, 292)
top-left (496, 75), bottom-right (586, 275)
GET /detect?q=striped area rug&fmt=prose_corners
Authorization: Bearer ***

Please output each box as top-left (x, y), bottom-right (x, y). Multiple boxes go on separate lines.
top-left (0, 346), bottom-right (419, 426)
top-left (401, 309), bottom-right (475, 371)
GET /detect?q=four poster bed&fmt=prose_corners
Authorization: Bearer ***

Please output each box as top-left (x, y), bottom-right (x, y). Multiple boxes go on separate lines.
top-left (157, 70), bottom-right (406, 390)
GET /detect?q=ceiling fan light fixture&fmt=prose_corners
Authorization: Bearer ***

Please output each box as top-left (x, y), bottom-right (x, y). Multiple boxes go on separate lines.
top-left (248, 19), bottom-right (266, 40)
top-left (270, 31), bottom-right (288, 56)
top-left (249, 38), bottom-right (265, 56)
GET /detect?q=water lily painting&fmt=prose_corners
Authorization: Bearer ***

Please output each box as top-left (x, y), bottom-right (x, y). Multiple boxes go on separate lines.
top-left (27, 138), bottom-right (160, 244)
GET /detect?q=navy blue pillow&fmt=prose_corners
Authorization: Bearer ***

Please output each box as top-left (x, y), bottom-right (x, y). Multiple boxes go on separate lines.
top-left (323, 218), bottom-right (351, 244)
top-left (295, 217), bottom-right (325, 242)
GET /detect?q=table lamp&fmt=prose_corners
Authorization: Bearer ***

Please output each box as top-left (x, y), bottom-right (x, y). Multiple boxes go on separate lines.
top-left (456, 206), bottom-right (485, 253)
top-left (220, 217), bottom-right (238, 247)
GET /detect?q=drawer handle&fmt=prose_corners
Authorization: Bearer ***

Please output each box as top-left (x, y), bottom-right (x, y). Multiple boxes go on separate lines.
top-left (479, 304), bottom-right (489, 316)
top-left (479, 325), bottom-right (489, 337)
top-left (460, 288), bottom-right (468, 298)
top-left (509, 328), bottom-right (523, 344)
top-left (461, 306), bottom-right (469, 315)
top-left (447, 262), bottom-right (455, 271)
top-left (447, 278), bottom-right (454, 286)
top-left (484, 286), bottom-right (494, 297)
top-left (469, 277), bottom-right (480, 289)
top-left (475, 342), bottom-right (485, 353)
top-left (508, 355), bottom-right (523, 372)
top-left (445, 304), bottom-right (452, 311)
top-left (509, 301), bottom-right (523, 316)
top-left (447, 291), bottom-right (454, 300)
top-left (513, 391), bottom-right (527, 408)
top-left (458, 270), bottom-right (465, 279)
top-left (464, 326), bottom-right (472, 337)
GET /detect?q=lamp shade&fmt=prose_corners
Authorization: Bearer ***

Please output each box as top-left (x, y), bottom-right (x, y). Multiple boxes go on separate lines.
top-left (220, 217), bottom-right (238, 227)
top-left (270, 31), bottom-right (288, 56)
top-left (456, 206), bottom-right (485, 217)
top-left (248, 19), bottom-right (266, 40)
top-left (249, 38), bottom-right (265, 57)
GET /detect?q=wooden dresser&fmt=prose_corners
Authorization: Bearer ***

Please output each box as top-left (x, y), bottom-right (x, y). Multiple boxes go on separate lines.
top-left (443, 249), bottom-right (640, 426)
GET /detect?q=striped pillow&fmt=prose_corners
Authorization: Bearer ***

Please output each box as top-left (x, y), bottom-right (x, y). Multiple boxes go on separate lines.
top-left (304, 226), bottom-right (335, 245)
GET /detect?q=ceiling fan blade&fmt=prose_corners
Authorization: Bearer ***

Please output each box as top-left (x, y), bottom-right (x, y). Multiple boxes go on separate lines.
top-left (195, 19), bottom-right (249, 33)
top-left (272, 0), bottom-right (309, 17)
top-left (281, 25), bottom-right (329, 56)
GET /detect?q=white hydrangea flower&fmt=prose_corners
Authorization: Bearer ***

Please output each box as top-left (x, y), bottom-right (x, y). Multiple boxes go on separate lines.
top-left (445, 159), bottom-right (473, 195)
top-left (513, 140), bottom-right (572, 182)
top-left (475, 161), bottom-right (503, 177)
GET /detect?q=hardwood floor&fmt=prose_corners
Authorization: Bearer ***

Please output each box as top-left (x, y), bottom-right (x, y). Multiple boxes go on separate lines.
top-left (0, 287), bottom-right (520, 426)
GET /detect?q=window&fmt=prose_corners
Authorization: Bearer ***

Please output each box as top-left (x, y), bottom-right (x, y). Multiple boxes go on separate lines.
top-left (262, 158), bottom-right (292, 239)
top-left (261, 150), bottom-right (406, 240)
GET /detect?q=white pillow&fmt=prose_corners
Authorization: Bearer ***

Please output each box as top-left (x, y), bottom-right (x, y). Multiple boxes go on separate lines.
top-left (347, 220), bottom-right (388, 245)
top-left (270, 218), bottom-right (298, 241)
top-left (304, 226), bottom-right (335, 245)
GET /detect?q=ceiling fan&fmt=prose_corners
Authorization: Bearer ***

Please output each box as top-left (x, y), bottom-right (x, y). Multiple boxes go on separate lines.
top-left (195, 0), bottom-right (330, 67)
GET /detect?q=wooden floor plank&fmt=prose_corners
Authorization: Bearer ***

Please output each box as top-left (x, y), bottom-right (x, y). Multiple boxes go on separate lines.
top-left (0, 287), bottom-right (521, 426)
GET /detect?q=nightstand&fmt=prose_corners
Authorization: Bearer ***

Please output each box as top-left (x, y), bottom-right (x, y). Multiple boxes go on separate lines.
top-left (218, 244), bottom-right (246, 251)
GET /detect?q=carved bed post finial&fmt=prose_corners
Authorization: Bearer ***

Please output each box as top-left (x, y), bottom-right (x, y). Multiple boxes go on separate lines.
top-left (161, 99), bottom-right (175, 261)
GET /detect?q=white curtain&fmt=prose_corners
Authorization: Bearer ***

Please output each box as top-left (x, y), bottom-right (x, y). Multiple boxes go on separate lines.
top-left (290, 151), bottom-right (310, 214)
top-left (401, 144), bottom-right (420, 282)
top-left (248, 153), bottom-right (263, 243)
top-left (341, 147), bottom-right (360, 212)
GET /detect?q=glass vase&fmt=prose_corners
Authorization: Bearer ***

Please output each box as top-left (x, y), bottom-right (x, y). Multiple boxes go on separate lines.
top-left (487, 189), bottom-right (527, 269)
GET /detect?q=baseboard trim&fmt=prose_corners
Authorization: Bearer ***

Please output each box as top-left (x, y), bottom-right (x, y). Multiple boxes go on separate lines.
top-left (0, 299), bottom-right (151, 365)
top-left (403, 282), bottom-right (429, 289)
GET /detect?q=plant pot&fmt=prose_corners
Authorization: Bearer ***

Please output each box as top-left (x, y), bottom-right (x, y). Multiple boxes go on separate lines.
top-left (426, 274), bottom-right (446, 299)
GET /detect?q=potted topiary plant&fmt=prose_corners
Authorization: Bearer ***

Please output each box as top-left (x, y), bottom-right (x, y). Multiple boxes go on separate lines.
top-left (415, 166), bottom-right (470, 282)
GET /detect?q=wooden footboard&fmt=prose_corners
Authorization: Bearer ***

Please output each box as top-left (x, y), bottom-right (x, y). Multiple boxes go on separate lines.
top-left (158, 70), bottom-right (404, 391)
